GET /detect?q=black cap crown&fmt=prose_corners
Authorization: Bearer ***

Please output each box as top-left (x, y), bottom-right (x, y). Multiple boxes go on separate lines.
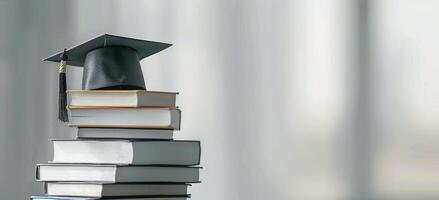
top-left (44, 34), bottom-right (172, 90)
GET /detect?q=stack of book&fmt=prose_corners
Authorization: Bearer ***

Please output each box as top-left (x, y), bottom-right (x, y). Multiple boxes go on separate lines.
top-left (32, 90), bottom-right (201, 200)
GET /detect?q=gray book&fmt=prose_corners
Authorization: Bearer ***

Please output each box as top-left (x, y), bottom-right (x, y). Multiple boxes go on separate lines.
top-left (76, 128), bottom-right (174, 140)
top-left (51, 140), bottom-right (200, 165)
top-left (37, 164), bottom-right (200, 183)
top-left (68, 90), bottom-right (177, 107)
top-left (68, 107), bottom-right (181, 130)
top-left (44, 182), bottom-right (188, 197)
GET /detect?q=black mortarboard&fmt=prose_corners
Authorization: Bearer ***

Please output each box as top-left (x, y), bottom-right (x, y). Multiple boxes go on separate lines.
top-left (44, 34), bottom-right (172, 122)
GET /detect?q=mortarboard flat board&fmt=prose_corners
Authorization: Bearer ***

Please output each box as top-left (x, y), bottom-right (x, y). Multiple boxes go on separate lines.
top-left (44, 34), bottom-right (172, 122)
top-left (44, 34), bottom-right (172, 67)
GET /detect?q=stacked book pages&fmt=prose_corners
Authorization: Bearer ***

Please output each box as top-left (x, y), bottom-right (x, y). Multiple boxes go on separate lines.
top-left (32, 90), bottom-right (201, 200)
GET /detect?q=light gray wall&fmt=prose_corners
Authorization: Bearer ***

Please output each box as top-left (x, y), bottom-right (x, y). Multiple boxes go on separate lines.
top-left (0, 0), bottom-right (437, 199)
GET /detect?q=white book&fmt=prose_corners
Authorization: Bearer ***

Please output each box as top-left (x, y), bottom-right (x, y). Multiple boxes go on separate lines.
top-left (52, 140), bottom-right (200, 165)
top-left (76, 128), bottom-right (173, 140)
top-left (68, 107), bottom-right (181, 129)
top-left (68, 90), bottom-right (177, 107)
top-left (37, 164), bottom-right (200, 183)
top-left (45, 182), bottom-right (188, 197)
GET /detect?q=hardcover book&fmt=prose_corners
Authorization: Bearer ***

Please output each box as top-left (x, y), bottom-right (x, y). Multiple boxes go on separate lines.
top-left (68, 107), bottom-right (181, 129)
top-left (37, 164), bottom-right (200, 183)
top-left (76, 128), bottom-right (174, 140)
top-left (51, 140), bottom-right (200, 165)
top-left (68, 90), bottom-right (177, 108)
top-left (44, 182), bottom-right (188, 197)
top-left (31, 195), bottom-right (189, 200)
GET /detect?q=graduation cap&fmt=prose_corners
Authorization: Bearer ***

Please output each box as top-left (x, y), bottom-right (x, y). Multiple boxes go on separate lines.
top-left (44, 34), bottom-right (172, 122)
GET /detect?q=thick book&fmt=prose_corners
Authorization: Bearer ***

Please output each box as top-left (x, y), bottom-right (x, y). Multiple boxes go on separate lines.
top-left (68, 107), bottom-right (181, 129)
top-left (45, 182), bottom-right (188, 197)
top-left (31, 195), bottom-right (188, 200)
top-left (68, 90), bottom-right (178, 107)
top-left (51, 140), bottom-right (200, 165)
top-left (76, 128), bottom-right (173, 140)
top-left (36, 164), bottom-right (200, 183)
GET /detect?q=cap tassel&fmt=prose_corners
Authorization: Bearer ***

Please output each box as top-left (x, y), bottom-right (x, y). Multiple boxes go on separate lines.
top-left (58, 49), bottom-right (68, 122)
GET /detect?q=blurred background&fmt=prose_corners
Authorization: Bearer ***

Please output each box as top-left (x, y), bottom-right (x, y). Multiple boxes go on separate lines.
top-left (0, 0), bottom-right (438, 199)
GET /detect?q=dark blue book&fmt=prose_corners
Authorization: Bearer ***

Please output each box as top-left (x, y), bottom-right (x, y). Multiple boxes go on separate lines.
top-left (31, 195), bottom-right (189, 200)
